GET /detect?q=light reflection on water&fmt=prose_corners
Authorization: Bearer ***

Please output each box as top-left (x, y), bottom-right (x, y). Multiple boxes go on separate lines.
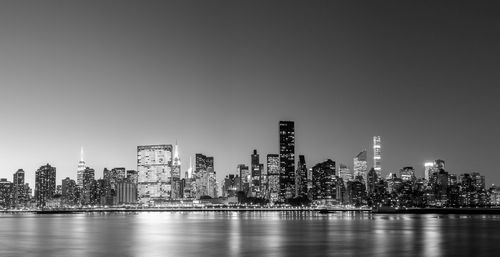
top-left (0, 212), bottom-right (500, 257)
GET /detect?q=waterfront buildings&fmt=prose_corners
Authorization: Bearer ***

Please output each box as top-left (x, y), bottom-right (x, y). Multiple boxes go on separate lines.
top-left (137, 145), bottom-right (173, 204)
top-left (0, 179), bottom-right (13, 208)
top-left (194, 153), bottom-right (217, 198)
top-left (279, 121), bottom-right (295, 201)
top-left (338, 164), bottom-right (353, 186)
top-left (424, 162), bottom-right (434, 180)
top-left (35, 164), bottom-right (56, 207)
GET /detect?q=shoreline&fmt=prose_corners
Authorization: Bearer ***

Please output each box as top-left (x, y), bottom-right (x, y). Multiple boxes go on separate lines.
top-left (2, 207), bottom-right (500, 214)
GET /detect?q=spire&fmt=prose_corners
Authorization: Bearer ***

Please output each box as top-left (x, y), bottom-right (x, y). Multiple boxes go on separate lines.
top-left (174, 141), bottom-right (179, 159)
top-left (80, 146), bottom-right (84, 162)
top-left (187, 156), bottom-right (193, 178)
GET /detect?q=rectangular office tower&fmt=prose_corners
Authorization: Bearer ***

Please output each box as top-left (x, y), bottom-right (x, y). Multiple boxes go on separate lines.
top-left (137, 145), bottom-right (173, 204)
top-left (279, 121), bottom-right (295, 201)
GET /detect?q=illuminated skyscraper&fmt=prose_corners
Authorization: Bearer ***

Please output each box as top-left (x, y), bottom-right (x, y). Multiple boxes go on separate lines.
top-left (424, 162), bottom-right (434, 180)
top-left (35, 164), bottom-right (56, 207)
top-left (238, 164), bottom-right (250, 195)
top-left (311, 159), bottom-right (337, 202)
top-left (251, 149), bottom-right (263, 197)
top-left (353, 150), bottom-right (368, 183)
top-left (77, 146), bottom-right (86, 187)
top-left (171, 143), bottom-right (182, 199)
top-left (13, 169), bottom-right (26, 207)
top-left (137, 144), bottom-right (173, 204)
top-left (373, 136), bottom-right (382, 177)
top-left (279, 121), bottom-right (295, 200)
top-left (266, 154), bottom-right (280, 202)
top-left (194, 153), bottom-right (217, 198)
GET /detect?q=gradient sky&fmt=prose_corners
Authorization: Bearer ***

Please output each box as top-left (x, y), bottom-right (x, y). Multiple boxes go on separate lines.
top-left (1, 1), bottom-right (499, 188)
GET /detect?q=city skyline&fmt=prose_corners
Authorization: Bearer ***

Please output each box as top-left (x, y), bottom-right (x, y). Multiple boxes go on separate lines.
top-left (1, 1), bottom-right (499, 188)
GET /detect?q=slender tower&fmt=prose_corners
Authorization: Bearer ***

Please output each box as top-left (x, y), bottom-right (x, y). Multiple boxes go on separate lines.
top-left (373, 136), bottom-right (382, 177)
top-left (77, 146), bottom-right (86, 187)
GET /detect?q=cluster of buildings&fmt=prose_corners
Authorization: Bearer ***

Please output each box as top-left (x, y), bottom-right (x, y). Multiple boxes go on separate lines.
top-left (1, 121), bottom-right (499, 209)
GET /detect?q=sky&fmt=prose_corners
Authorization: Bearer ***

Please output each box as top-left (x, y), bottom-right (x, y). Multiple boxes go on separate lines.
top-left (0, 1), bottom-right (499, 187)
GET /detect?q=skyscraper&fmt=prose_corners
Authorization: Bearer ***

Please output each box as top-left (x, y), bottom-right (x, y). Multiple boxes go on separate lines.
top-left (338, 164), bottom-right (353, 185)
top-left (295, 155), bottom-right (308, 198)
top-left (77, 146), bottom-right (86, 187)
top-left (137, 144), bottom-right (173, 204)
top-left (237, 164), bottom-right (250, 194)
top-left (171, 143), bottom-right (182, 199)
top-left (424, 162), bottom-right (434, 180)
top-left (13, 169), bottom-right (26, 207)
top-left (194, 153), bottom-right (217, 198)
top-left (266, 154), bottom-right (280, 202)
top-left (373, 136), bottom-right (382, 177)
top-left (353, 150), bottom-right (368, 183)
top-left (35, 164), bottom-right (56, 207)
top-left (250, 150), bottom-right (262, 197)
top-left (311, 159), bottom-right (337, 202)
top-left (82, 167), bottom-right (95, 205)
top-left (279, 121), bottom-right (295, 201)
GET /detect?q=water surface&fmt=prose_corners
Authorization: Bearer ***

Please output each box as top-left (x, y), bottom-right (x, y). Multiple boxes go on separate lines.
top-left (1, 212), bottom-right (499, 257)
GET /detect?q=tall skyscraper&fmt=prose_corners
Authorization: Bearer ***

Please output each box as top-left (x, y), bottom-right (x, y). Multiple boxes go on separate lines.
top-left (266, 154), bottom-right (280, 202)
top-left (171, 143), bottom-right (182, 199)
top-left (311, 159), bottom-right (337, 202)
top-left (82, 167), bottom-right (96, 205)
top-left (353, 150), bottom-right (368, 183)
top-left (35, 164), bottom-right (56, 207)
top-left (279, 121), bottom-right (295, 200)
top-left (251, 149), bottom-right (263, 197)
top-left (237, 164), bottom-right (250, 194)
top-left (0, 179), bottom-right (13, 208)
top-left (13, 169), bottom-right (26, 207)
top-left (194, 153), bottom-right (217, 198)
top-left (373, 136), bottom-right (382, 177)
top-left (137, 144), bottom-right (173, 204)
top-left (77, 146), bottom-right (86, 187)
top-left (366, 168), bottom-right (378, 195)
top-left (424, 162), bottom-right (434, 180)
top-left (295, 155), bottom-right (308, 198)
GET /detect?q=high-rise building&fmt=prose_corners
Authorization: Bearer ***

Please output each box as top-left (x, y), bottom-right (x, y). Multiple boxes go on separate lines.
top-left (137, 145), bottom-right (173, 204)
top-left (424, 162), bottom-right (434, 180)
top-left (35, 164), bottom-right (56, 207)
top-left (366, 168), bottom-right (378, 195)
top-left (266, 154), bottom-right (280, 202)
top-left (311, 159), bottom-right (337, 202)
top-left (237, 164), bottom-right (250, 195)
top-left (194, 153), bottom-right (217, 198)
top-left (171, 143), bottom-right (182, 199)
top-left (338, 164), bottom-right (353, 185)
top-left (82, 167), bottom-right (95, 205)
top-left (61, 177), bottom-right (77, 205)
top-left (373, 136), bottom-right (382, 177)
top-left (77, 146), bottom-right (86, 187)
top-left (0, 179), bottom-right (13, 208)
top-left (353, 150), bottom-right (368, 183)
top-left (251, 149), bottom-right (263, 197)
top-left (279, 121), bottom-right (295, 200)
top-left (13, 169), bottom-right (26, 207)
top-left (295, 155), bottom-right (308, 198)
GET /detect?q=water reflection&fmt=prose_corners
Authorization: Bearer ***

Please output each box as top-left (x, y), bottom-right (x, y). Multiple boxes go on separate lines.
top-left (1, 212), bottom-right (500, 257)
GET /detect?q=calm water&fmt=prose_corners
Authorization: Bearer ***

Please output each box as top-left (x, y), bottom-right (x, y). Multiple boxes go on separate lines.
top-left (1, 212), bottom-right (500, 257)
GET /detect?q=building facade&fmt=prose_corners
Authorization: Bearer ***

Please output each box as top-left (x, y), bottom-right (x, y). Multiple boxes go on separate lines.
top-left (137, 145), bottom-right (173, 204)
top-left (279, 121), bottom-right (295, 201)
